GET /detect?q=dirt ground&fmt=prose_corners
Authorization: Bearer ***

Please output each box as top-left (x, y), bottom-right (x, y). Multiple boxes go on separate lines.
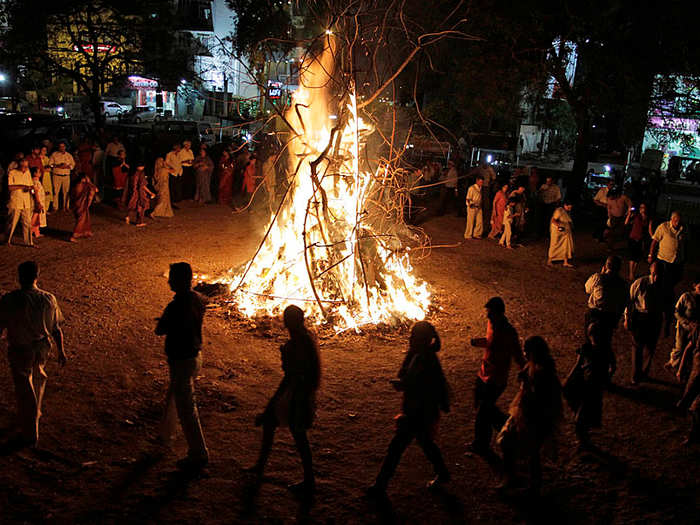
top-left (1, 201), bottom-right (699, 524)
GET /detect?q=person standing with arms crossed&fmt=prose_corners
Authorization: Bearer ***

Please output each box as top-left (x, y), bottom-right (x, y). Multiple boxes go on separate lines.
top-left (0, 261), bottom-right (66, 447)
top-left (49, 142), bottom-right (75, 211)
top-left (464, 174), bottom-right (484, 240)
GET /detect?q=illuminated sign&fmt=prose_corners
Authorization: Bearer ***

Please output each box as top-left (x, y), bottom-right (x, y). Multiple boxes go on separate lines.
top-left (267, 80), bottom-right (283, 100)
top-left (128, 75), bottom-right (159, 89)
top-left (72, 44), bottom-right (116, 54)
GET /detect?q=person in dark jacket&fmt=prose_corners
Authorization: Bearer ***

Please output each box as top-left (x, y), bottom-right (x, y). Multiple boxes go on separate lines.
top-left (367, 321), bottom-right (451, 497)
top-left (564, 322), bottom-right (614, 447)
top-left (498, 336), bottom-right (562, 492)
top-left (247, 305), bottom-right (321, 498)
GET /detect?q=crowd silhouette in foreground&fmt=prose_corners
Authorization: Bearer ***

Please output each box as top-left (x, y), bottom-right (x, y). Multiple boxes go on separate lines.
top-left (1, 223), bottom-right (698, 503)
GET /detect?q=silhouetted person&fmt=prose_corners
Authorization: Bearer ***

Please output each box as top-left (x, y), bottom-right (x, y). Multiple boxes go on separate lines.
top-left (367, 321), bottom-right (450, 497)
top-left (470, 297), bottom-right (525, 456)
top-left (248, 305), bottom-right (321, 498)
top-left (584, 256), bottom-right (628, 380)
top-left (498, 336), bottom-right (562, 492)
top-left (0, 261), bottom-right (66, 447)
top-left (156, 262), bottom-right (209, 471)
top-left (564, 322), bottom-right (613, 447)
top-left (677, 331), bottom-right (700, 445)
top-left (624, 262), bottom-right (664, 385)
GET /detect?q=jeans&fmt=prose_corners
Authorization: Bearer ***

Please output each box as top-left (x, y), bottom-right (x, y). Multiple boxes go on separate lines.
top-left (8, 340), bottom-right (51, 443)
top-left (374, 415), bottom-right (448, 489)
top-left (160, 354), bottom-right (208, 461)
top-left (474, 377), bottom-right (507, 449)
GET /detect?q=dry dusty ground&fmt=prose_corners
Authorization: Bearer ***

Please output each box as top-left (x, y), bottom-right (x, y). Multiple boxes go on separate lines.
top-left (0, 201), bottom-right (699, 524)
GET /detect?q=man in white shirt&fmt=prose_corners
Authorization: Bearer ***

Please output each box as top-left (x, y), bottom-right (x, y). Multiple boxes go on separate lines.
top-left (624, 262), bottom-right (663, 384)
top-left (178, 140), bottom-right (195, 200)
top-left (649, 211), bottom-right (687, 336)
top-left (5, 159), bottom-right (35, 247)
top-left (166, 143), bottom-right (183, 203)
top-left (49, 142), bottom-right (76, 210)
top-left (593, 179), bottom-right (614, 242)
top-left (0, 261), bottom-right (66, 447)
top-left (464, 175), bottom-right (484, 239)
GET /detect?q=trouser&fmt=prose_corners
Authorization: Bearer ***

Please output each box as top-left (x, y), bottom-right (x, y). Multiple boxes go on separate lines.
top-left (169, 175), bottom-right (183, 203)
top-left (474, 377), bottom-right (507, 449)
top-left (593, 207), bottom-right (607, 241)
top-left (464, 207), bottom-right (483, 238)
top-left (658, 260), bottom-right (683, 334)
top-left (499, 222), bottom-right (513, 247)
top-left (182, 166), bottom-right (195, 200)
top-left (8, 341), bottom-right (50, 443)
top-left (670, 323), bottom-right (693, 372)
top-left (52, 174), bottom-right (70, 210)
top-left (631, 312), bottom-right (663, 380)
top-left (374, 415), bottom-right (449, 490)
top-left (255, 418), bottom-right (314, 485)
top-left (160, 355), bottom-right (208, 461)
top-left (5, 207), bottom-right (32, 246)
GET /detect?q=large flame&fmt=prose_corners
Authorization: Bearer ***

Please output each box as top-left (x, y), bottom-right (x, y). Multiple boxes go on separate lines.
top-left (216, 38), bottom-right (430, 331)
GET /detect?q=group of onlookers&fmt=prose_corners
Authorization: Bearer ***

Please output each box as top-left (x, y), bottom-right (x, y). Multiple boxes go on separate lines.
top-left (1, 133), bottom-right (281, 244)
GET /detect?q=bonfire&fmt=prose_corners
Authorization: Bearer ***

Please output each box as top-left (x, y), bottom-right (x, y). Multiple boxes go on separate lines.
top-left (215, 37), bottom-right (430, 331)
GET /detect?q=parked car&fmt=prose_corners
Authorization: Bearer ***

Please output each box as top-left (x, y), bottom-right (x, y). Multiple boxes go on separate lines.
top-left (198, 122), bottom-right (216, 146)
top-left (120, 106), bottom-right (160, 123)
top-left (99, 101), bottom-right (130, 118)
top-left (151, 120), bottom-right (202, 155)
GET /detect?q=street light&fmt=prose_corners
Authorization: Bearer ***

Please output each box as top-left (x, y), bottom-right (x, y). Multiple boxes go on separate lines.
top-left (0, 73), bottom-right (6, 83)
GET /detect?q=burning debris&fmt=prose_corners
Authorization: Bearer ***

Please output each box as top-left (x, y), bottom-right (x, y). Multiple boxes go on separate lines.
top-left (211, 38), bottom-right (430, 331)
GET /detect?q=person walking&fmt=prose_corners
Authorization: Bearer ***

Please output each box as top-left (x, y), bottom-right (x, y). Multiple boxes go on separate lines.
top-left (547, 201), bottom-right (574, 267)
top-left (49, 142), bottom-right (75, 211)
top-left (5, 158), bottom-right (35, 247)
top-left (179, 140), bottom-right (195, 200)
top-left (464, 175), bottom-right (484, 239)
top-left (489, 182), bottom-right (509, 240)
top-left (69, 173), bottom-right (98, 242)
top-left (666, 276), bottom-right (700, 378)
top-left (30, 168), bottom-right (47, 240)
top-left (216, 150), bottom-right (235, 206)
top-left (0, 261), bottom-right (66, 447)
top-left (564, 322), bottom-right (615, 447)
top-left (584, 256), bottom-right (629, 379)
top-left (156, 262), bottom-right (209, 471)
top-left (39, 146), bottom-right (54, 211)
top-left (123, 166), bottom-right (154, 227)
top-left (498, 336), bottom-right (562, 493)
top-left (247, 305), bottom-right (321, 498)
top-left (648, 211), bottom-right (687, 337)
top-left (538, 176), bottom-right (562, 237)
top-left (152, 157), bottom-right (174, 218)
top-left (677, 333), bottom-right (700, 445)
top-left (624, 262), bottom-right (664, 384)
top-left (193, 148), bottom-right (214, 204)
top-left (604, 188), bottom-right (632, 250)
top-left (593, 180), bottom-right (614, 242)
top-left (470, 297), bottom-right (525, 456)
top-left (499, 199), bottom-right (519, 249)
top-left (166, 143), bottom-right (183, 204)
top-left (368, 321), bottom-right (451, 497)
top-left (625, 203), bottom-right (653, 281)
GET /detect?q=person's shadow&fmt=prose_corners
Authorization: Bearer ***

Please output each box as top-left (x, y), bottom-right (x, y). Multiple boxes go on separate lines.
top-left (237, 471), bottom-right (315, 522)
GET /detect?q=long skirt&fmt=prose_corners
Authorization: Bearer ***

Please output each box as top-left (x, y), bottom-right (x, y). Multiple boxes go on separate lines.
top-left (548, 225), bottom-right (573, 261)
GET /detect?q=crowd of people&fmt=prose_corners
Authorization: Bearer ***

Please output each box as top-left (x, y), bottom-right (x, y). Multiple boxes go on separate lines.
top-left (1, 132), bottom-right (277, 246)
top-left (0, 144), bottom-right (698, 505)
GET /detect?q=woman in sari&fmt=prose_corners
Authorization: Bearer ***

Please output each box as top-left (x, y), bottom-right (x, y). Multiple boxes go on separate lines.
top-left (69, 173), bottom-right (97, 242)
top-left (240, 154), bottom-right (257, 208)
top-left (123, 166), bottom-right (154, 226)
top-left (152, 157), bottom-right (174, 218)
top-left (193, 148), bottom-right (214, 204)
top-left (547, 201), bottom-right (574, 267)
top-left (488, 182), bottom-right (509, 239)
top-left (217, 150), bottom-right (234, 205)
top-left (30, 168), bottom-right (47, 239)
top-left (39, 145), bottom-right (54, 210)
top-left (77, 138), bottom-right (95, 180)
top-left (112, 149), bottom-right (129, 194)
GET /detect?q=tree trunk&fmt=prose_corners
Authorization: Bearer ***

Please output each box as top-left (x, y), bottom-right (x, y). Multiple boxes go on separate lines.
top-left (568, 107), bottom-right (590, 202)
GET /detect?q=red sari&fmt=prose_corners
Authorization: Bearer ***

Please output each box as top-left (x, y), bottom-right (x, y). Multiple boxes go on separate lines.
top-left (490, 189), bottom-right (507, 236)
top-left (217, 160), bottom-right (234, 204)
top-left (242, 159), bottom-right (257, 195)
top-left (71, 178), bottom-right (97, 239)
top-left (77, 142), bottom-right (94, 179)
